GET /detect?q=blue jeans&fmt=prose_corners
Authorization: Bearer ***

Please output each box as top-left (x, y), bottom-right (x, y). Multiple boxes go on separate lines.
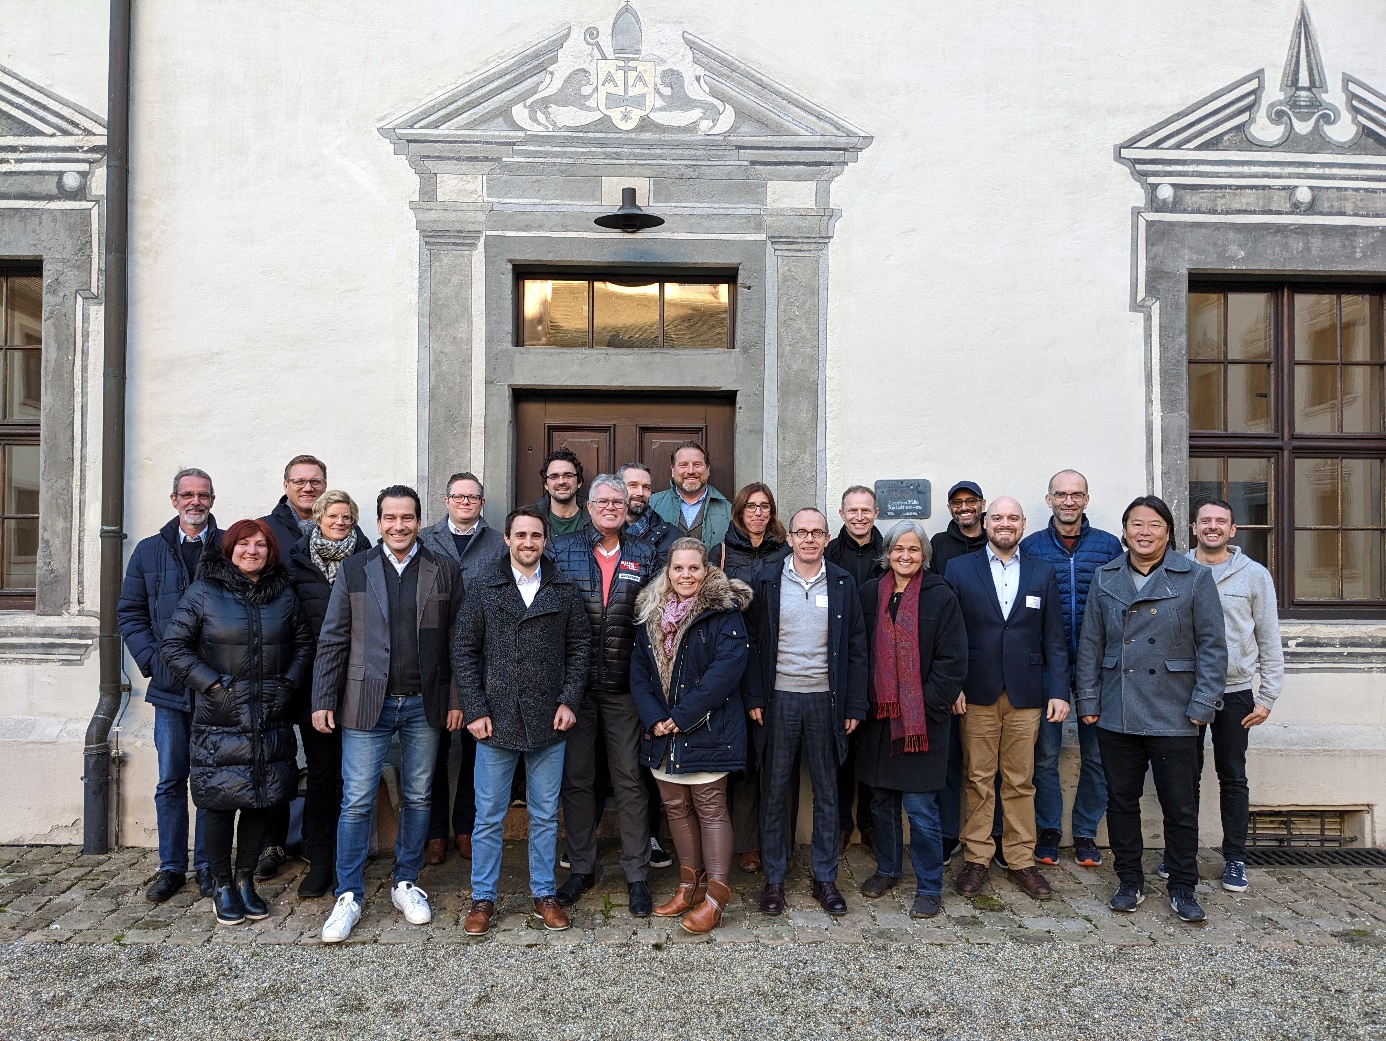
top-left (870, 788), bottom-right (944, 897)
top-left (1033, 716), bottom-right (1107, 839)
top-left (471, 739), bottom-right (566, 903)
top-left (153, 706), bottom-right (207, 874)
top-left (334, 696), bottom-right (440, 901)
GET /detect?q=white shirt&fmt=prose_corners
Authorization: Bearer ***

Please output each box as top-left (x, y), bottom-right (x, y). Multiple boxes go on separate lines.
top-left (447, 517), bottom-right (480, 537)
top-left (986, 544), bottom-right (1021, 618)
top-left (180, 526), bottom-right (209, 543)
top-left (783, 555), bottom-right (827, 592)
top-left (384, 540), bottom-right (421, 575)
top-left (512, 565), bottom-right (541, 607)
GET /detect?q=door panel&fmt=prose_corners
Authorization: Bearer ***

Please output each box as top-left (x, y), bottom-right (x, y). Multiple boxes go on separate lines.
top-left (514, 394), bottom-right (735, 508)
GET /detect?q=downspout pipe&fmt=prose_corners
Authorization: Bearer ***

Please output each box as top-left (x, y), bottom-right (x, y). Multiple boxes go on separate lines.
top-left (83, 0), bottom-right (131, 855)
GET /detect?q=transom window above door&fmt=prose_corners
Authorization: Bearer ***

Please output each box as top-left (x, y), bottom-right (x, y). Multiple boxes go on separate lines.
top-left (518, 272), bottom-right (735, 350)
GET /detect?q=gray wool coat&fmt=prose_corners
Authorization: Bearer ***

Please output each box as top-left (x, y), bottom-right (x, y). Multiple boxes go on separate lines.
top-left (1074, 550), bottom-right (1228, 737)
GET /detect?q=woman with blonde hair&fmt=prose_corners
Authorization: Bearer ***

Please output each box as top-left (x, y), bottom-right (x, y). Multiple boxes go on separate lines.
top-left (630, 538), bottom-right (752, 933)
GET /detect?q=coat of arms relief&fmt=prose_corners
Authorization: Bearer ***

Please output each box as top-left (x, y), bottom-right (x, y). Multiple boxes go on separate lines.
top-left (512, 3), bottom-right (735, 134)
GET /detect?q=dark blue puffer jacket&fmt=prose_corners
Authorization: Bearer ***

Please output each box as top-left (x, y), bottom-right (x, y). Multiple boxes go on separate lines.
top-left (117, 515), bottom-right (222, 712)
top-left (1019, 516), bottom-right (1122, 676)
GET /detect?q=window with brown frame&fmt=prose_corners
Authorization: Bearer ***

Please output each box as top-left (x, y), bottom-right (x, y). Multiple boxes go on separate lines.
top-left (516, 271), bottom-right (735, 350)
top-left (0, 269), bottom-right (41, 609)
top-left (1188, 284), bottom-right (1386, 613)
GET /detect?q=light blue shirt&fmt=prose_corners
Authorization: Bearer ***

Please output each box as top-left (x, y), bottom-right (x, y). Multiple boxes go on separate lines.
top-left (986, 544), bottom-right (1021, 618)
top-left (678, 486), bottom-right (709, 528)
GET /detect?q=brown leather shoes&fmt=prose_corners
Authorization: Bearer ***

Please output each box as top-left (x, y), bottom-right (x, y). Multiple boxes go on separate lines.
top-left (463, 899), bottom-right (495, 935)
top-left (455, 833), bottom-right (472, 859)
top-left (654, 866), bottom-right (701, 918)
top-left (680, 878), bottom-right (730, 934)
top-left (1008, 867), bottom-right (1053, 900)
top-left (738, 851), bottom-right (761, 873)
top-left (423, 838), bottom-right (446, 866)
top-left (532, 896), bottom-right (570, 931)
top-left (955, 861), bottom-right (989, 896)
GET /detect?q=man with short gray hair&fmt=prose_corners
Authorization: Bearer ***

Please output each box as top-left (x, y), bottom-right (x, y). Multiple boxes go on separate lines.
top-left (117, 468), bottom-right (221, 903)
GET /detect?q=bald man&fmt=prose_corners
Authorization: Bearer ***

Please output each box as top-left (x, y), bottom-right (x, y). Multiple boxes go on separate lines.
top-left (943, 497), bottom-right (1069, 902)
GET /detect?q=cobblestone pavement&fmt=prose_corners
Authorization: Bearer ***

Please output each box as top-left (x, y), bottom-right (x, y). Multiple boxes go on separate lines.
top-left (1, 840), bottom-right (1383, 949)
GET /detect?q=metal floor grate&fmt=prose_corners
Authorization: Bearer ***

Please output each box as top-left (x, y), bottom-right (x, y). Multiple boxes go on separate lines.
top-left (1236, 847), bottom-right (1386, 868)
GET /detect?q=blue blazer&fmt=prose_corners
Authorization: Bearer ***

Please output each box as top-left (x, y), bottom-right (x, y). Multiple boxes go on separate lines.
top-left (943, 548), bottom-right (1070, 710)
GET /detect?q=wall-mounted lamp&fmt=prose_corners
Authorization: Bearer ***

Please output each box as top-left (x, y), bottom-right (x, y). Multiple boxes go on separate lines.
top-left (594, 187), bottom-right (664, 233)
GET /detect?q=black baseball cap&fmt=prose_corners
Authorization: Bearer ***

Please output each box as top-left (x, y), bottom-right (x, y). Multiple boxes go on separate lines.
top-left (946, 481), bottom-right (984, 501)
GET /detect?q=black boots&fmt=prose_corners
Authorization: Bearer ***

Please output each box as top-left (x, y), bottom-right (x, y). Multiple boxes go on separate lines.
top-left (211, 880), bottom-right (246, 926)
top-left (235, 870), bottom-right (269, 920)
top-left (297, 861), bottom-right (334, 899)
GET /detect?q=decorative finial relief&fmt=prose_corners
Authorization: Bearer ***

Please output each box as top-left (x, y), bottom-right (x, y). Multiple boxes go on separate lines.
top-left (1247, 4), bottom-right (1358, 146)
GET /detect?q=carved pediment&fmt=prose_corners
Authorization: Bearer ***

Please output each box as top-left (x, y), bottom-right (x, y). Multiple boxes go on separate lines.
top-left (0, 63), bottom-right (105, 175)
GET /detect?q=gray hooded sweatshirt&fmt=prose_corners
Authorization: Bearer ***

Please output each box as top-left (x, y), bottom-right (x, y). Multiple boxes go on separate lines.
top-left (1185, 546), bottom-right (1284, 711)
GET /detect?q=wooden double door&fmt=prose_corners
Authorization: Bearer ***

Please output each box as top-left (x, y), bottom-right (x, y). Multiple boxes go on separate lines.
top-left (513, 393), bottom-right (735, 509)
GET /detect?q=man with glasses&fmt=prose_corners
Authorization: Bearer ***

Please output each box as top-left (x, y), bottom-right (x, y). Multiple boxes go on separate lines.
top-left (746, 508), bottom-right (869, 917)
top-left (930, 481), bottom-right (989, 579)
top-left (420, 472), bottom-right (507, 864)
top-left (1020, 470), bottom-right (1122, 869)
top-left (548, 475), bottom-right (659, 916)
top-left (534, 448), bottom-right (589, 537)
top-left (648, 441), bottom-right (733, 549)
top-left (117, 468), bottom-right (221, 902)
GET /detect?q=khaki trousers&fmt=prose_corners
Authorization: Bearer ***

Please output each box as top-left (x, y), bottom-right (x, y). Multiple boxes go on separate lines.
top-left (959, 691), bottom-right (1042, 871)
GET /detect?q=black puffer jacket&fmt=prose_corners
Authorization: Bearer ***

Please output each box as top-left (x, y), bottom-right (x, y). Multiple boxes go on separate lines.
top-left (548, 528), bottom-right (657, 693)
top-left (624, 509), bottom-right (679, 565)
top-left (160, 552), bottom-right (313, 811)
top-left (716, 525), bottom-right (789, 587)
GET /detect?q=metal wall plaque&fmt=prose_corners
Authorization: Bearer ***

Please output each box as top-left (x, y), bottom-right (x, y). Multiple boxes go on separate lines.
top-left (874, 479), bottom-right (931, 519)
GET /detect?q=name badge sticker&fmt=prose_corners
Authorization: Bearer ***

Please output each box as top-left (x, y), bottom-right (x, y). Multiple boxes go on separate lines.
top-left (1025, 595), bottom-right (1041, 610)
top-left (815, 594), bottom-right (830, 608)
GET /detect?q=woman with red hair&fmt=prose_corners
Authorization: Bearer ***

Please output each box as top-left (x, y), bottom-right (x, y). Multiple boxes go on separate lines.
top-left (162, 518), bottom-right (313, 925)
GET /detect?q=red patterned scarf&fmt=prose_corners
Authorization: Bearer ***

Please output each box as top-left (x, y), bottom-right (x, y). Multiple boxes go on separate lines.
top-left (871, 573), bottom-right (929, 754)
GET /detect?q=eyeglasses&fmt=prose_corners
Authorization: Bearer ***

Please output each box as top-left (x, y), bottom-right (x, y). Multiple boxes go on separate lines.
top-left (287, 478), bottom-right (325, 489)
top-left (790, 529), bottom-right (828, 540)
top-left (949, 497), bottom-right (982, 509)
top-left (744, 502), bottom-right (773, 514)
top-left (590, 498), bottom-right (625, 510)
top-left (446, 493), bottom-right (483, 504)
top-left (176, 492), bottom-right (213, 502)
top-left (545, 471), bottom-right (578, 482)
top-left (1051, 493), bottom-right (1088, 503)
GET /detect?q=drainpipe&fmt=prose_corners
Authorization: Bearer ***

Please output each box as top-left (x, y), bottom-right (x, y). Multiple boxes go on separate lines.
top-left (83, 0), bottom-right (131, 855)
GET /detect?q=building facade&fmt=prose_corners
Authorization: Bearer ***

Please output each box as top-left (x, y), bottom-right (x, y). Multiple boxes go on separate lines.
top-left (0, 0), bottom-right (1382, 847)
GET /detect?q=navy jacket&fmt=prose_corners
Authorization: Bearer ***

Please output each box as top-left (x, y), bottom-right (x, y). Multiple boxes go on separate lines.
top-left (117, 515), bottom-right (223, 712)
top-left (944, 548), bottom-right (1070, 710)
top-left (624, 509), bottom-right (680, 566)
top-left (744, 559), bottom-right (869, 765)
top-left (1019, 516), bottom-right (1123, 676)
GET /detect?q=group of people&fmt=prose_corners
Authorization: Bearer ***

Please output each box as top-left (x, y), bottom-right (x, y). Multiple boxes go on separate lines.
top-left (117, 442), bottom-right (1283, 939)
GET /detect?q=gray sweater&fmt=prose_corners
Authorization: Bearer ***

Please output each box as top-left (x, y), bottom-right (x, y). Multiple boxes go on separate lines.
top-left (1185, 547), bottom-right (1284, 710)
top-left (774, 559), bottom-right (830, 692)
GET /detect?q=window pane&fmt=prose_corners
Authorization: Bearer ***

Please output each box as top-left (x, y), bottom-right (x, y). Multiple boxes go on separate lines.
top-left (1340, 294), bottom-right (1380, 362)
top-left (1227, 457), bottom-right (1272, 527)
top-left (4, 443), bottom-right (39, 514)
top-left (1341, 364), bottom-right (1383, 433)
top-left (1294, 530), bottom-right (1339, 599)
top-left (1189, 363), bottom-right (1224, 430)
top-left (521, 280), bottom-right (588, 348)
top-left (1341, 458), bottom-right (1384, 528)
top-left (1341, 530), bottom-right (1384, 600)
top-left (4, 349), bottom-right (41, 420)
top-left (1228, 363), bottom-right (1271, 432)
top-left (1227, 293), bottom-right (1270, 360)
top-left (1294, 363), bottom-right (1339, 433)
top-left (1188, 293), bottom-right (1222, 360)
top-left (662, 283), bottom-right (729, 349)
top-left (592, 280), bottom-right (658, 348)
top-left (1189, 456), bottom-right (1222, 513)
top-left (1294, 293), bottom-right (1338, 360)
top-left (1, 518), bottom-right (37, 590)
top-left (1295, 457), bottom-right (1339, 527)
top-left (5, 276), bottom-right (41, 347)
top-left (1232, 527), bottom-right (1271, 569)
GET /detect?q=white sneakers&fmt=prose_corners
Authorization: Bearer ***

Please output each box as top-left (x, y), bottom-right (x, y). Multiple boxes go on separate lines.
top-left (391, 881), bottom-right (433, 925)
top-left (321, 882), bottom-right (432, 942)
top-left (321, 893), bottom-right (361, 943)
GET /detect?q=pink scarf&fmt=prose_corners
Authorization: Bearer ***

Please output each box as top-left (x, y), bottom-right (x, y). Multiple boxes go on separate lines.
top-left (660, 593), bottom-right (697, 659)
top-left (871, 573), bottom-right (929, 754)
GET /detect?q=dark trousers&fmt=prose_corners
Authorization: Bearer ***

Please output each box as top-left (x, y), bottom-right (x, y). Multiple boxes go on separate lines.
top-left (837, 731), bottom-right (874, 837)
top-left (263, 722), bottom-right (342, 867)
top-left (1097, 727), bottom-right (1200, 890)
top-left (561, 685), bottom-right (651, 882)
top-left (428, 729), bottom-right (478, 840)
top-left (204, 807), bottom-right (272, 880)
top-left (1196, 688), bottom-right (1254, 862)
top-left (761, 690), bottom-right (839, 884)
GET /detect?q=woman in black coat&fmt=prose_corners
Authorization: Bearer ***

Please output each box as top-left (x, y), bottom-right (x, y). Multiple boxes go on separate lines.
top-left (857, 520), bottom-right (967, 919)
top-left (161, 518), bottom-right (313, 926)
top-left (277, 489), bottom-right (368, 897)
top-left (631, 538), bottom-right (751, 935)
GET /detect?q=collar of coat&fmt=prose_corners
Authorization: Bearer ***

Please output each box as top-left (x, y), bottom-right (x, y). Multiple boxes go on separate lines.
top-left (1097, 549), bottom-right (1195, 603)
top-left (479, 553), bottom-right (562, 590)
top-left (197, 547), bottom-right (291, 602)
top-left (636, 568), bottom-right (752, 694)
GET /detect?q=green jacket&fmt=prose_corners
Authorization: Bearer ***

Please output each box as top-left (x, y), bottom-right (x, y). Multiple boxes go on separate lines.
top-left (648, 482), bottom-right (733, 549)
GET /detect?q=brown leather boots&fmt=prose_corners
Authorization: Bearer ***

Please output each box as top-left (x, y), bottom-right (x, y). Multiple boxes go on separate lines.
top-left (654, 866), bottom-right (706, 917)
top-left (680, 879), bottom-right (730, 934)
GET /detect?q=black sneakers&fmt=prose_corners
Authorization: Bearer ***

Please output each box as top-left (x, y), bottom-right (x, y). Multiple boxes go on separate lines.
top-left (648, 837), bottom-right (673, 869)
top-left (1169, 886), bottom-right (1207, 923)
top-left (1108, 883), bottom-right (1145, 912)
top-left (254, 845), bottom-right (287, 882)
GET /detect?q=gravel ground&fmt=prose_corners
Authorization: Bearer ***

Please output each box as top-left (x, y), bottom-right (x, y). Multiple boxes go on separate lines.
top-left (3, 941), bottom-right (1384, 1041)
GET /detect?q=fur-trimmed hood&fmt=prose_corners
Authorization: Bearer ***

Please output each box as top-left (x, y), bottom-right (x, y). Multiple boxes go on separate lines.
top-left (637, 568), bottom-right (752, 695)
top-left (197, 549), bottom-right (291, 604)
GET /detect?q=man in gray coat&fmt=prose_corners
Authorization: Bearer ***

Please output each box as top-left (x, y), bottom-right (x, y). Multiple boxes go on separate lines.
top-left (419, 471), bottom-right (507, 864)
top-left (1187, 498), bottom-right (1283, 894)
